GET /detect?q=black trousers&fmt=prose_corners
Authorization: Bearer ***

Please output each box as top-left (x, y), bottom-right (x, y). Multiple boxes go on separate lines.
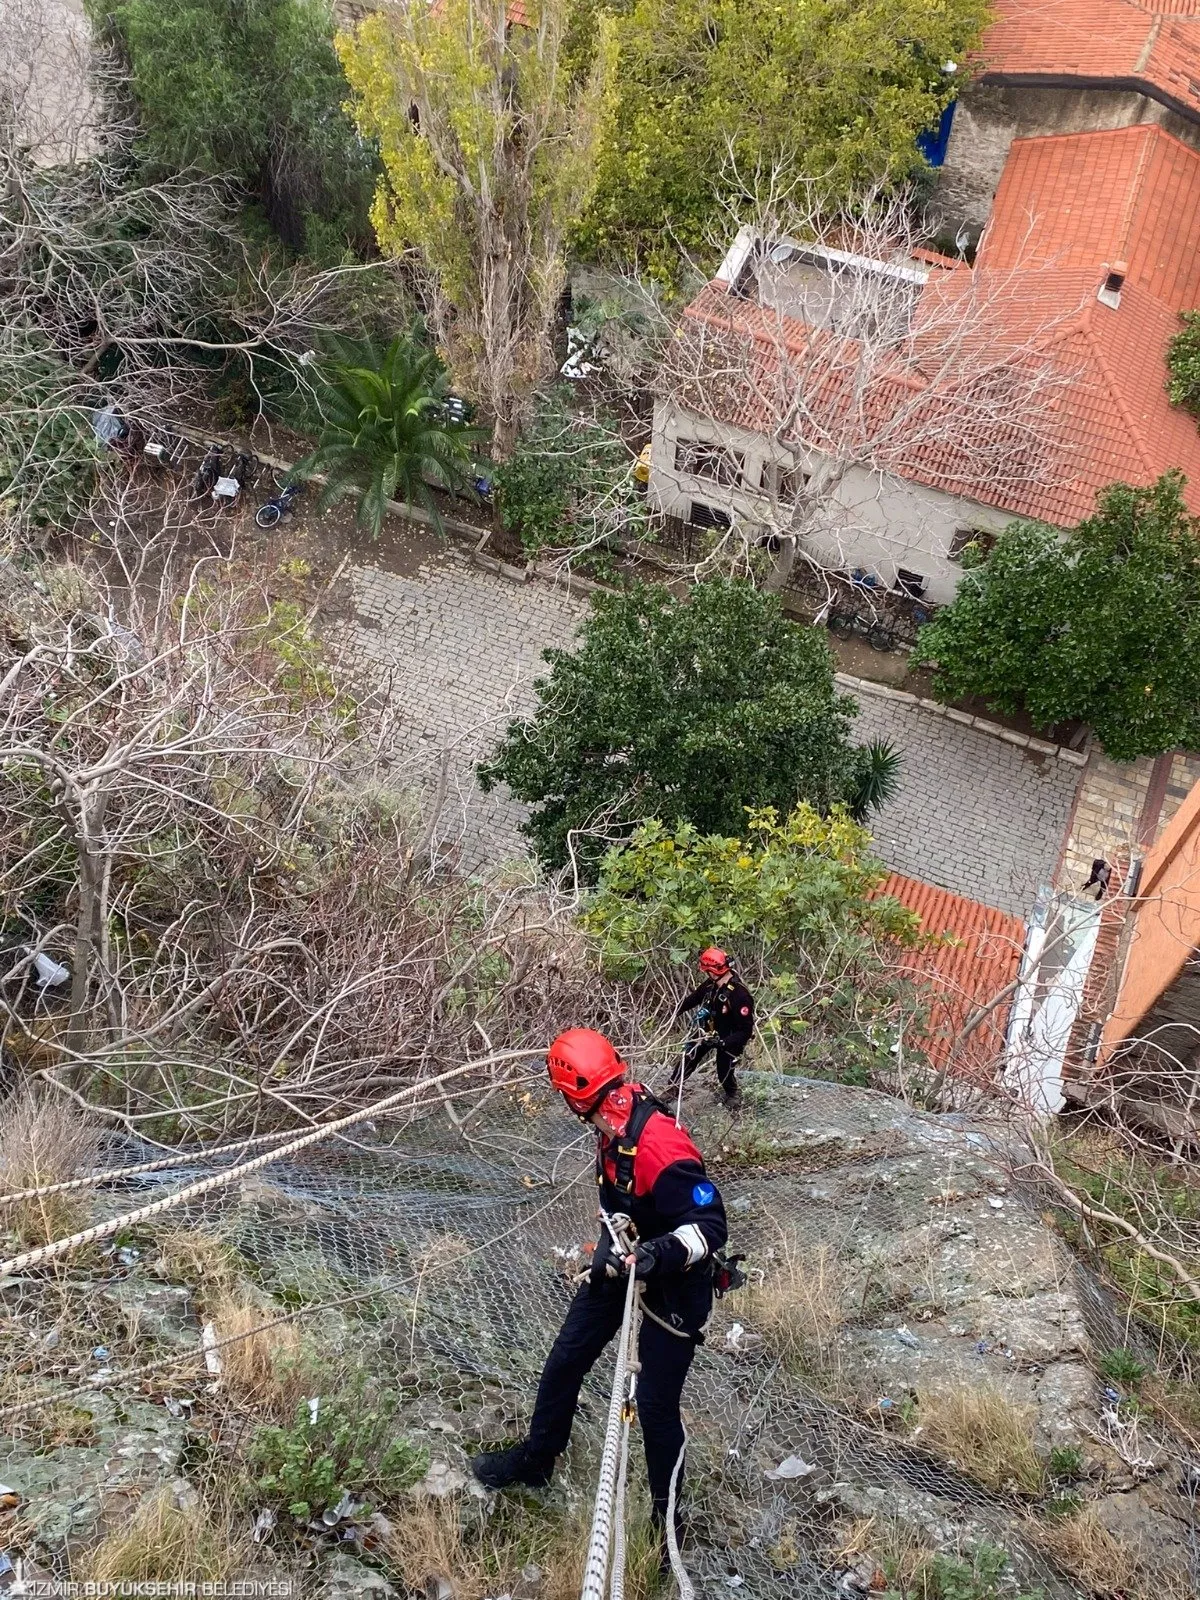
top-left (524, 1278), bottom-right (704, 1520)
top-left (682, 1034), bottom-right (740, 1095)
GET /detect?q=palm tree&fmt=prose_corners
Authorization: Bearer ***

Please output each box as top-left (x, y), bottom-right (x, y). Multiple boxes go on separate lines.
top-left (294, 333), bottom-right (481, 537)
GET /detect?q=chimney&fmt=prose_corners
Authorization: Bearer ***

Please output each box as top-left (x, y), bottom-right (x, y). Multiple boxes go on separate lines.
top-left (1097, 260), bottom-right (1128, 309)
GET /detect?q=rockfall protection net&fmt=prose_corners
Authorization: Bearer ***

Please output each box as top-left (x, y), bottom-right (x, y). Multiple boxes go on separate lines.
top-left (1, 1072), bottom-right (1195, 1600)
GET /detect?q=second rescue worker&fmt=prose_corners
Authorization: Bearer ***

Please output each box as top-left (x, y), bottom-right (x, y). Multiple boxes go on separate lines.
top-left (677, 946), bottom-right (755, 1105)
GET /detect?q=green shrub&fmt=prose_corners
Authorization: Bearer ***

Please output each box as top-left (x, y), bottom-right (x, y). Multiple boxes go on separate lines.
top-left (248, 1382), bottom-right (427, 1521)
top-left (1167, 310), bottom-right (1200, 418)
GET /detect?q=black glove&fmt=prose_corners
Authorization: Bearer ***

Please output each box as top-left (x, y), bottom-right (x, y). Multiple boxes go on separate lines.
top-left (588, 1228), bottom-right (623, 1290)
top-left (632, 1236), bottom-right (686, 1280)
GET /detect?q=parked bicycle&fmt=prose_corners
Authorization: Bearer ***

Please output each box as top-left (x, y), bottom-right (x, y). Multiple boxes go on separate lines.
top-left (255, 480), bottom-right (303, 528)
top-left (228, 452), bottom-right (260, 489)
top-left (825, 567), bottom-right (933, 653)
top-left (191, 444), bottom-right (224, 500)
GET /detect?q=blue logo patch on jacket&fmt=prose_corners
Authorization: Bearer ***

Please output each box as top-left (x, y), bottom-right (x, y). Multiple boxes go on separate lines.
top-left (692, 1181), bottom-right (715, 1207)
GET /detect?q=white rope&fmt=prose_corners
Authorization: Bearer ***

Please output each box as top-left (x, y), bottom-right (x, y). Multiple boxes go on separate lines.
top-left (0, 1052), bottom-right (532, 1278)
top-left (579, 1216), bottom-right (642, 1600)
top-left (664, 1434), bottom-right (693, 1600)
top-left (0, 1125), bottom-right (300, 1206)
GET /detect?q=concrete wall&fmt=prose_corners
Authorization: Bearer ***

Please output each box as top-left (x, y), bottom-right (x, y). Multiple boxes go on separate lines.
top-left (933, 84), bottom-right (1200, 238)
top-left (1100, 780), bottom-right (1200, 1057)
top-left (649, 398), bottom-right (1012, 604)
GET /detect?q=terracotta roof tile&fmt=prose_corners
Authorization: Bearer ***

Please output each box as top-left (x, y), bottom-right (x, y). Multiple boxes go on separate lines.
top-left (873, 873), bottom-right (1026, 1082)
top-left (979, 125), bottom-right (1200, 310)
top-left (679, 123), bottom-right (1200, 529)
top-left (978, 1), bottom-right (1200, 121)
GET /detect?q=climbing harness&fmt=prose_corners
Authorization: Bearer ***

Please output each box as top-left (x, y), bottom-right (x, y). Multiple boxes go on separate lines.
top-left (602, 1088), bottom-right (672, 1197)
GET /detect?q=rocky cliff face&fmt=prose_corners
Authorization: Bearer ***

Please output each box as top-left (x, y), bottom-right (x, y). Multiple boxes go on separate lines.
top-left (2, 1076), bottom-right (1197, 1599)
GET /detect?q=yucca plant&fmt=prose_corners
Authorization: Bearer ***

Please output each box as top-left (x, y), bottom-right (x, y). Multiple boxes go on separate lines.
top-left (293, 332), bottom-right (481, 536)
top-left (847, 737), bottom-right (902, 821)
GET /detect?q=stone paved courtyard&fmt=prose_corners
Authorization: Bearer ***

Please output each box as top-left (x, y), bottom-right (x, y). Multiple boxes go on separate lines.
top-left (327, 538), bottom-right (585, 870)
top-left (327, 533), bottom-right (1082, 907)
top-left (850, 690), bottom-right (1081, 917)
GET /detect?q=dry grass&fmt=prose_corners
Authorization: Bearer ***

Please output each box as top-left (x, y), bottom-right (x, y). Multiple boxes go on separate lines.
top-left (736, 1230), bottom-right (846, 1378)
top-left (385, 1492), bottom-right (661, 1600)
top-left (0, 1085), bottom-right (101, 1248)
top-left (914, 1385), bottom-right (1045, 1496)
top-left (209, 1296), bottom-right (307, 1416)
top-left (832, 1516), bottom-right (932, 1593)
top-left (152, 1225), bottom-right (246, 1312)
top-left (82, 1488), bottom-right (245, 1583)
top-left (1025, 1506), bottom-right (1138, 1598)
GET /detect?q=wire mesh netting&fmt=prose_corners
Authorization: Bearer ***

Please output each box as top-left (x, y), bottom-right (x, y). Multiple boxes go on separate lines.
top-left (2, 1075), bottom-right (1197, 1600)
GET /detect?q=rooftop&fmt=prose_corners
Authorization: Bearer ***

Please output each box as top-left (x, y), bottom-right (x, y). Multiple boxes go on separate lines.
top-left (680, 124), bottom-right (1200, 529)
top-left (977, 0), bottom-right (1200, 124)
top-left (876, 872), bottom-right (1026, 1082)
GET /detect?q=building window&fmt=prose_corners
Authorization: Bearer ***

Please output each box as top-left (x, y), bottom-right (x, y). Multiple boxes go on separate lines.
top-left (689, 501), bottom-right (732, 531)
top-left (769, 461), bottom-right (810, 501)
top-left (949, 526), bottom-right (996, 562)
top-left (674, 437), bottom-right (744, 487)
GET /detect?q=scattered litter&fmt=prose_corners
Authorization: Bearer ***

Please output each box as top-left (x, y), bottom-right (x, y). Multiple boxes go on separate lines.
top-left (163, 1397), bottom-right (185, 1419)
top-left (764, 1454), bottom-right (817, 1481)
top-left (730, 1195), bottom-right (752, 1215)
top-left (171, 1479), bottom-right (200, 1514)
top-left (0, 1486), bottom-right (19, 1511)
top-left (1179, 1463), bottom-right (1200, 1496)
top-left (987, 1197), bottom-right (1004, 1210)
top-left (201, 1323), bottom-right (222, 1377)
top-left (40, 1328), bottom-right (60, 1350)
top-left (91, 1346), bottom-right (110, 1362)
top-left (876, 1397), bottom-right (893, 1411)
top-left (0, 1551), bottom-right (14, 1582)
top-left (322, 1491), bottom-right (361, 1527)
top-left (724, 1321), bottom-right (760, 1352)
top-left (425, 1578), bottom-right (454, 1600)
top-left (252, 1508), bottom-right (277, 1543)
top-left (722, 1576), bottom-right (744, 1589)
top-left (306, 1397), bottom-right (320, 1425)
top-left (116, 1246), bottom-right (140, 1267)
top-left (413, 1461), bottom-right (468, 1499)
top-left (894, 1325), bottom-right (920, 1349)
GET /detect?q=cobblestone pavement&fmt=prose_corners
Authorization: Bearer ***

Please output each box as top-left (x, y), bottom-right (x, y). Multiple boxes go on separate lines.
top-left (326, 538), bottom-right (586, 871)
top-left (327, 537), bottom-right (1082, 906)
top-left (849, 689), bottom-right (1082, 919)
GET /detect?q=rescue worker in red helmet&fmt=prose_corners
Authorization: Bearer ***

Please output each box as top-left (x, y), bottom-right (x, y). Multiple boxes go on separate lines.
top-left (471, 1027), bottom-right (727, 1547)
top-left (677, 947), bottom-right (755, 1105)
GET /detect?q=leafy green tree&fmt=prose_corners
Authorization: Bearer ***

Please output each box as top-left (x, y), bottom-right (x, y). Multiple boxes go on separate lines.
top-left (582, 805), bottom-right (924, 1081)
top-left (576, 0), bottom-right (989, 283)
top-left (492, 389), bottom-right (645, 563)
top-left (90, 0), bottom-right (374, 256)
top-left (336, 0), bottom-right (617, 457)
top-left (1168, 310), bottom-right (1200, 420)
top-left (916, 474), bottom-right (1200, 762)
top-left (293, 333), bottom-right (481, 536)
top-left (478, 579), bottom-right (863, 872)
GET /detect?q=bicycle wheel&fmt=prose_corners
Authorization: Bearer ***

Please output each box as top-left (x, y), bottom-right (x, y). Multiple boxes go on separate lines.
top-left (828, 610), bottom-right (856, 639)
top-left (255, 503), bottom-right (281, 529)
top-left (868, 622), bottom-right (895, 652)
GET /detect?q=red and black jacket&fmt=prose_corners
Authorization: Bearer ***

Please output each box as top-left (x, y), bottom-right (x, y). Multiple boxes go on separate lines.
top-left (679, 975), bottom-right (755, 1052)
top-left (595, 1084), bottom-right (728, 1274)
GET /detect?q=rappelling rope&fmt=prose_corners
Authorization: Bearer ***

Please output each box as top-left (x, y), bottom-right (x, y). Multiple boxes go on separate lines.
top-left (579, 1213), bottom-right (641, 1600)
top-left (0, 1125), bottom-right (301, 1206)
top-left (0, 1051), bottom-right (535, 1278)
top-left (664, 1435), bottom-right (694, 1600)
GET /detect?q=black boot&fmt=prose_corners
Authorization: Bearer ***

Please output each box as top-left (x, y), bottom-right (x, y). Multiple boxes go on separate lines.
top-left (470, 1440), bottom-right (554, 1490)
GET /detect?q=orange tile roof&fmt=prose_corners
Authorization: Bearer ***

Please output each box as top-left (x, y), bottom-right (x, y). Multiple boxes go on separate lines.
top-left (979, 124), bottom-right (1200, 310)
top-left (977, 0), bottom-right (1200, 123)
top-left (875, 872), bottom-right (1026, 1083)
top-left (679, 123), bottom-right (1200, 528)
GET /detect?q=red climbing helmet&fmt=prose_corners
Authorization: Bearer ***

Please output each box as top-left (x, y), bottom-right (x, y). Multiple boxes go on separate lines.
top-left (698, 946), bottom-right (731, 977)
top-left (546, 1028), bottom-right (628, 1114)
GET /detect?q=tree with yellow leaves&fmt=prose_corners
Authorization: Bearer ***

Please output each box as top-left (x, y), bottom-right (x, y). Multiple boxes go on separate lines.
top-left (337, 0), bottom-right (617, 459)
